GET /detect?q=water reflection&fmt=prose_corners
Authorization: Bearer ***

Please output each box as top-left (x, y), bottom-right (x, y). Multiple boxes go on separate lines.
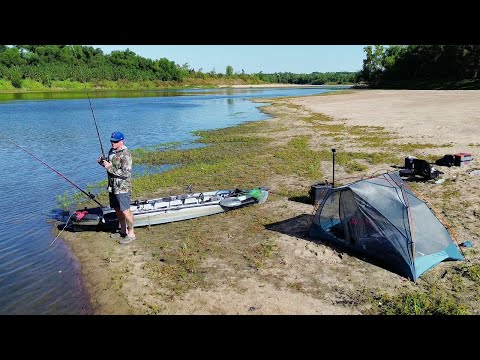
top-left (0, 89), bottom-right (193, 102)
top-left (0, 85), bottom-right (351, 102)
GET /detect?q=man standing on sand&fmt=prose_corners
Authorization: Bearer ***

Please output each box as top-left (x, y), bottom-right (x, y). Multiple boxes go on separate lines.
top-left (98, 131), bottom-right (136, 244)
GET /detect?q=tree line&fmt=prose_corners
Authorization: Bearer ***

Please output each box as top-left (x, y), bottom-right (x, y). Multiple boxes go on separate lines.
top-left (359, 45), bottom-right (480, 88)
top-left (0, 45), bottom-right (358, 89)
top-left (0, 45), bottom-right (182, 87)
top-left (256, 71), bottom-right (356, 84)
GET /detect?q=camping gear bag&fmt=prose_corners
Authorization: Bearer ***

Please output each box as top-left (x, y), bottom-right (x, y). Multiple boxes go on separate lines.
top-left (309, 183), bottom-right (332, 205)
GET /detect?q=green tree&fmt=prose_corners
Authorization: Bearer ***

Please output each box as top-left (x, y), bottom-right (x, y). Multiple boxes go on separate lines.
top-left (359, 45), bottom-right (386, 86)
top-left (226, 65), bottom-right (233, 77)
top-left (0, 47), bottom-right (25, 67)
top-left (9, 66), bottom-right (22, 88)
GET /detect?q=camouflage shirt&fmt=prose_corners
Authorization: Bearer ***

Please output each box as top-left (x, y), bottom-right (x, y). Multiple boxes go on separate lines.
top-left (107, 145), bottom-right (132, 194)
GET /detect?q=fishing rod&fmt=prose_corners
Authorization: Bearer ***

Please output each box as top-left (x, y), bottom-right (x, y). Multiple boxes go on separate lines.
top-left (2, 136), bottom-right (105, 207)
top-left (83, 83), bottom-right (107, 161)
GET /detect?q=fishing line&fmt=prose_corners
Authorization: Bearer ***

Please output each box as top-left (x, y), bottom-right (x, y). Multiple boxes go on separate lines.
top-left (50, 212), bottom-right (75, 246)
top-left (83, 83), bottom-right (107, 160)
top-left (72, 46), bottom-right (106, 160)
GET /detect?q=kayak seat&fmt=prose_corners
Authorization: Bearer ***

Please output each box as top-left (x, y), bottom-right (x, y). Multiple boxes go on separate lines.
top-left (184, 198), bottom-right (198, 205)
top-left (154, 202), bottom-right (169, 209)
top-left (142, 203), bottom-right (154, 211)
top-left (170, 200), bottom-right (183, 207)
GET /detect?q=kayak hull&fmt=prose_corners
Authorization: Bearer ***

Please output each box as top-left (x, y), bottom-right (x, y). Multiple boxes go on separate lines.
top-left (66, 186), bottom-right (268, 231)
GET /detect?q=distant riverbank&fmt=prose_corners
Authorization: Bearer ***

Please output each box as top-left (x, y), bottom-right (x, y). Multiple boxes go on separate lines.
top-left (0, 78), bottom-right (353, 94)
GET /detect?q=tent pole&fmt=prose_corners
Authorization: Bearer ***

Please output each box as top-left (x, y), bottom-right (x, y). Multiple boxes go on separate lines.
top-left (332, 148), bottom-right (336, 188)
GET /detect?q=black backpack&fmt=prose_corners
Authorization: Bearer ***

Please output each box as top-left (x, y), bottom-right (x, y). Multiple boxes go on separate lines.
top-left (413, 159), bottom-right (440, 180)
top-left (435, 155), bottom-right (455, 167)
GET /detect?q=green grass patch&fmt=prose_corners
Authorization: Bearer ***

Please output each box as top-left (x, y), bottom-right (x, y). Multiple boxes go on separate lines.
top-left (193, 121), bottom-right (271, 141)
top-left (274, 89), bottom-right (354, 102)
top-left (318, 149), bottom-right (400, 170)
top-left (142, 234), bottom-right (207, 298)
top-left (396, 142), bottom-right (451, 152)
top-left (55, 182), bottom-right (106, 210)
top-left (275, 186), bottom-right (311, 200)
top-left (308, 122), bottom-right (396, 151)
top-left (243, 239), bottom-right (278, 269)
top-left (440, 180), bottom-right (461, 207)
top-left (133, 130), bottom-right (268, 169)
top-left (312, 123), bottom-right (346, 132)
top-left (318, 90), bottom-right (355, 96)
top-left (370, 288), bottom-right (469, 315)
top-left (457, 263), bottom-right (480, 284)
top-left (348, 125), bottom-right (386, 135)
top-left (355, 136), bottom-right (389, 148)
top-left (281, 103), bottom-right (304, 111)
top-left (271, 136), bottom-right (323, 180)
top-left (302, 114), bottom-right (336, 124)
top-left (345, 160), bottom-right (368, 173)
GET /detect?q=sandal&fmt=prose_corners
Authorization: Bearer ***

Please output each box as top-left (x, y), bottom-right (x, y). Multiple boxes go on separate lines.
top-left (110, 232), bottom-right (127, 238)
top-left (119, 235), bottom-right (136, 244)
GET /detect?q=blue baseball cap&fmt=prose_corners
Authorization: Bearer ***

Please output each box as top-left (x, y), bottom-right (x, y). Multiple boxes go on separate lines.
top-left (110, 131), bottom-right (124, 141)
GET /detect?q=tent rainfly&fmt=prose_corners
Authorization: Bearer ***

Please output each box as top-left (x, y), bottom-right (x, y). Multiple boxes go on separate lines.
top-left (309, 172), bottom-right (464, 281)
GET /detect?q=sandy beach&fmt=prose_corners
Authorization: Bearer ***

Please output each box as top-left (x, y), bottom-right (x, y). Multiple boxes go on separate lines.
top-left (59, 89), bottom-right (480, 314)
top-left (292, 89), bottom-right (480, 155)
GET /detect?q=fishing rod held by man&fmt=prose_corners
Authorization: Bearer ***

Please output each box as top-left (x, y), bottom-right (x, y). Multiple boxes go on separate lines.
top-left (83, 83), bottom-right (107, 161)
top-left (1, 135), bottom-right (105, 208)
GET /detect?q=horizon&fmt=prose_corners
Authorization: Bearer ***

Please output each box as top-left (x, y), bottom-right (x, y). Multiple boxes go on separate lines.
top-left (89, 45), bottom-right (366, 74)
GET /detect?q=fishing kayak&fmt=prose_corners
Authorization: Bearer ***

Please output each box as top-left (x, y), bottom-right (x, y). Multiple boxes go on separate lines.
top-left (64, 186), bottom-right (269, 231)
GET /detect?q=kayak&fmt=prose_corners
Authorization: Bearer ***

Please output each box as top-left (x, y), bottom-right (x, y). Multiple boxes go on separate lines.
top-left (63, 186), bottom-right (269, 231)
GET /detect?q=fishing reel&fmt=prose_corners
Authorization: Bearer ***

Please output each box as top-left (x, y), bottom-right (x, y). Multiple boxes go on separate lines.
top-left (98, 156), bottom-right (108, 165)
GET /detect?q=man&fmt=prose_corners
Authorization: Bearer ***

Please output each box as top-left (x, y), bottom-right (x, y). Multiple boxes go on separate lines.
top-left (98, 131), bottom-right (136, 244)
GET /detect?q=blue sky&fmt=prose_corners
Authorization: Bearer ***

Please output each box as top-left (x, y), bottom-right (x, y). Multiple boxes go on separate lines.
top-left (91, 45), bottom-right (366, 74)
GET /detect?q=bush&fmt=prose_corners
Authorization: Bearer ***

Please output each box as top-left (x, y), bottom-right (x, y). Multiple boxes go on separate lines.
top-left (11, 74), bottom-right (22, 88)
top-left (0, 79), bottom-right (15, 90)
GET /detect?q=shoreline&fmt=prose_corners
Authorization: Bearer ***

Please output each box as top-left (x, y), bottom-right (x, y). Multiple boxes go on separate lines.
top-left (217, 84), bottom-right (351, 88)
top-left (60, 89), bottom-right (480, 314)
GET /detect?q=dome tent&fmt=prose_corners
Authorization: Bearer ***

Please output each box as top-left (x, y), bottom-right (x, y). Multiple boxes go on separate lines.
top-left (309, 172), bottom-right (464, 281)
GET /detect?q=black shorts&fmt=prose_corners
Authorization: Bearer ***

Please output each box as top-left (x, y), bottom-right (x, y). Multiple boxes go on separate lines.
top-left (109, 192), bottom-right (131, 211)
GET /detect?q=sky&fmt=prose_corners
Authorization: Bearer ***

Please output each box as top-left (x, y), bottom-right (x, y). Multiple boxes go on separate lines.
top-left (90, 45), bottom-right (367, 74)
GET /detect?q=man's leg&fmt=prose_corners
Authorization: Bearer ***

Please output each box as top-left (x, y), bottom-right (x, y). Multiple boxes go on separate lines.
top-left (122, 208), bottom-right (135, 238)
top-left (116, 192), bottom-right (135, 243)
top-left (114, 208), bottom-right (127, 235)
top-left (110, 192), bottom-right (127, 235)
